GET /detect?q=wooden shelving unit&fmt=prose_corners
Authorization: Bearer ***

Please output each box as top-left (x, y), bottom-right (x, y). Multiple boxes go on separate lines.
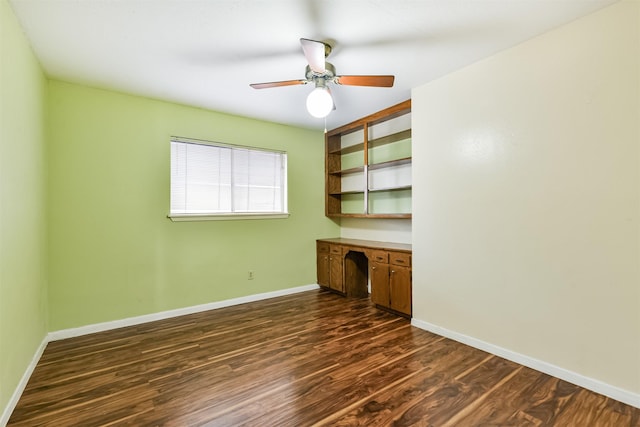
top-left (325, 99), bottom-right (412, 218)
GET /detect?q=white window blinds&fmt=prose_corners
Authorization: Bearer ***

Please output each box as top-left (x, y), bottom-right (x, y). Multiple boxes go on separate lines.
top-left (170, 138), bottom-right (287, 216)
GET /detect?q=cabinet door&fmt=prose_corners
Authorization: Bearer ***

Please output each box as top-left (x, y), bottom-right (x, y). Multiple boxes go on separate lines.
top-left (329, 253), bottom-right (344, 293)
top-left (317, 253), bottom-right (330, 287)
top-left (370, 261), bottom-right (389, 306)
top-left (389, 265), bottom-right (411, 315)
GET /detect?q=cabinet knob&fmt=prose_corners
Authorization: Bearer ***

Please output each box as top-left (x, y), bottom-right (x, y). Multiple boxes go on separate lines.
top-left (391, 270), bottom-right (395, 274)
top-left (372, 266), bottom-right (376, 270)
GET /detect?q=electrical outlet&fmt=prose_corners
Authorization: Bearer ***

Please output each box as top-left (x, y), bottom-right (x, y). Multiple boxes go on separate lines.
top-left (248, 270), bottom-right (254, 280)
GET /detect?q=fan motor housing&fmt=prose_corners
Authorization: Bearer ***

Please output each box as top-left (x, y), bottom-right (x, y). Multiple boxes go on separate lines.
top-left (306, 62), bottom-right (336, 81)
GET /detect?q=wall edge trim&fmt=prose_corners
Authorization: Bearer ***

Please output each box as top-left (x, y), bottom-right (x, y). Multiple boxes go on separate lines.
top-left (3, 284), bottom-right (319, 423)
top-left (411, 318), bottom-right (640, 409)
top-left (48, 284), bottom-right (320, 342)
top-left (1, 336), bottom-right (48, 426)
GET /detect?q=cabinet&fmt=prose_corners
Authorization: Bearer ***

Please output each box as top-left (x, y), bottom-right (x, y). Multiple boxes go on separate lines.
top-left (325, 99), bottom-right (411, 218)
top-left (316, 241), bottom-right (344, 293)
top-left (317, 238), bottom-right (412, 317)
top-left (370, 251), bottom-right (412, 316)
top-left (316, 242), bottom-right (330, 288)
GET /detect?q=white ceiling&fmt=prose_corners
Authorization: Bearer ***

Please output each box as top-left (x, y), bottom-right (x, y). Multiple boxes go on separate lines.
top-left (10, 0), bottom-right (617, 130)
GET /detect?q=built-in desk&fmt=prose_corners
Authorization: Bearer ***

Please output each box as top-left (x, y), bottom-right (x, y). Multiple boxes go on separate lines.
top-left (316, 238), bottom-right (412, 318)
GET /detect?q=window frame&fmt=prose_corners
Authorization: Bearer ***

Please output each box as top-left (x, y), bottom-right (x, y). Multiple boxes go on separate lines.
top-left (168, 136), bottom-right (289, 222)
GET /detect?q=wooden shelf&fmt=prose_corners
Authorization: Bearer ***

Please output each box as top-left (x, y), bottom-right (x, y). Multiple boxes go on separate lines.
top-left (331, 158), bottom-right (411, 175)
top-left (329, 165), bottom-right (365, 176)
top-left (329, 190), bottom-right (365, 196)
top-left (329, 142), bottom-right (365, 156)
top-left (368, 129), bottom-right (412, 149)
top-left (325, 99), bottom-right (412, 218)
top-left (368, 157), bottom-right (411, 171)
top-left (327, 213), bottom-right (412, 219)
top-left (368, 185), bottom-right (412, 193)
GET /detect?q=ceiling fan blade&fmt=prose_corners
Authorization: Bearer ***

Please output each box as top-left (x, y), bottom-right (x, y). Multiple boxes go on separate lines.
top-left (300, 38), bottom-right (326, 74)
top-left (336, 75), bottom-right (395, 87)
top-left (250, 79), bottom-right (307, 89)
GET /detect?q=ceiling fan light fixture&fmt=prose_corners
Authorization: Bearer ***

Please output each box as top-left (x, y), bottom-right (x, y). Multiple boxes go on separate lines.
top-left (250, 38), bottom-right (395, 120)
top-left (306, 86), bottom-right (333, 118)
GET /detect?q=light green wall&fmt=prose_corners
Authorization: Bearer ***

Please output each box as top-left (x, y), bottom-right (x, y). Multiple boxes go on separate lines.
top-left (47, 81), bottom-right (339, 330)
top-left (0, 0), bottom-right (48, 416)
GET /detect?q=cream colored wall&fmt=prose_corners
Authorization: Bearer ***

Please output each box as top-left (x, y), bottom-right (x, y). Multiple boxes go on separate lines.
top-left (339, 218), bottom-right (411, 244)
top-left (412, 0), bottom-right (639, 399)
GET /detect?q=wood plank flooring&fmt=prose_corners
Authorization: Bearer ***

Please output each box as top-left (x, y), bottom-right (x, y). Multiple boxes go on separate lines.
top-left (8, 289), bottom-right (640, 426)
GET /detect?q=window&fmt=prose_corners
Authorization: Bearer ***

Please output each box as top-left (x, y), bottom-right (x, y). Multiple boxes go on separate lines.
top-left (170, 137), bottom-right (288, 220)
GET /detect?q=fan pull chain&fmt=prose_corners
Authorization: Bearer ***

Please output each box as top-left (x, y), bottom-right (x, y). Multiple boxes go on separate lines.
top-left (324, 117), bottom-right (327, 134)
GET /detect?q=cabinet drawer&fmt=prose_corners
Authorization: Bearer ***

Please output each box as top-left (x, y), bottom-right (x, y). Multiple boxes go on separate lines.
top-left (390, 252), bottom-right (411, 267)
top-left (329, 245), bottom-right (343, 255)
top-left (317, 242), bottom-right (330, 254)
top-left (370, 250), bottom-right (388, 264)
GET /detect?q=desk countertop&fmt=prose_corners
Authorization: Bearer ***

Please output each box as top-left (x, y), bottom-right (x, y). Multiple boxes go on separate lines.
top-left (317, 237), bottom-right (411, 253)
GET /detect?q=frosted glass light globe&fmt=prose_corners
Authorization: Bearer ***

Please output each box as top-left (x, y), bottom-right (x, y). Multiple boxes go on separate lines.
top-left (306, 87), bottom-right (333, 118)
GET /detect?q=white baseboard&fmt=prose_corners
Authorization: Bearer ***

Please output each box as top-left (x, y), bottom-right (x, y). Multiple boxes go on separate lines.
top-left (0, 336), bottom-right (48, 427)
top-left (411, 318), bottom-right (640, 409)
top-left (49, 284), bottom-right (320, 341)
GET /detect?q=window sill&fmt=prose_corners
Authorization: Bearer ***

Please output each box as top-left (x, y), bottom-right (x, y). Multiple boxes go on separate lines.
top-left (168, 213), bottom-right (290, 222)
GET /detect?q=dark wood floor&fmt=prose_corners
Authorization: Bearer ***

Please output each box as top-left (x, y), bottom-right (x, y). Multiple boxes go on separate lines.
top-left (8, 289), bottom-right (640, 426)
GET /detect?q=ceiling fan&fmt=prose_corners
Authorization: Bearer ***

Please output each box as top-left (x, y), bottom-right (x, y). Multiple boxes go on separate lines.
top-left (250, 38), bottom-right (395, 118)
